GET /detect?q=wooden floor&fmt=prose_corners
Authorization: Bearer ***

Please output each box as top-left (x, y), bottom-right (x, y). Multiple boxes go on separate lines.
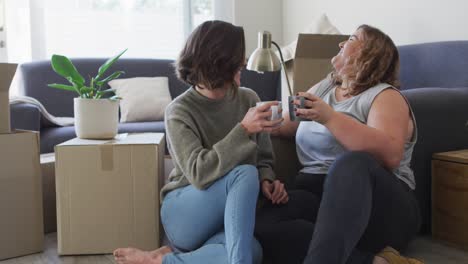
top-left (406, 237), bottom-right (468, 264)
top-left (0, 233), bottom-right (115, 264)
top-left (1, 233), bottom-right (468, 264)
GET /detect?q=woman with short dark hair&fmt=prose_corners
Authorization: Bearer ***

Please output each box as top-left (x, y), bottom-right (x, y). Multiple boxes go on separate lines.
top-left (256, 25), bottom-right (422, 264)
top-left (113, 20), bottom-right (288, 264)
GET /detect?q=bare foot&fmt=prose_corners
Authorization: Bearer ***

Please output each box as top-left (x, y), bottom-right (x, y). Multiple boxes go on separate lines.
top-left (149, 246), bottom-right (173, 263)
top-left (113, 247), bottom-right (154, 264)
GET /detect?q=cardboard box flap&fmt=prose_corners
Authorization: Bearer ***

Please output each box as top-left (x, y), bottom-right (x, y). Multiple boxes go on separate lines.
top-left (7, 130), bottom-right (41, 151)
top-left (0, 63), bottom-right (17, 93)
top-left (0, 130), bottom-right (44, 259)
top-left (295, 34), bottom-right (349, 59)
top-left (58, 133), bottom-right (164, 147)
top-left (0, 63), bottom-right (18, 134)
top-left (292, 34), bottom-right (349, 93)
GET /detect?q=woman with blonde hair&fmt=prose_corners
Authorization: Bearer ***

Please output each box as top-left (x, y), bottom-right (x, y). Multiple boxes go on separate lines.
top-left (255, 25), bottom-right (422, 264)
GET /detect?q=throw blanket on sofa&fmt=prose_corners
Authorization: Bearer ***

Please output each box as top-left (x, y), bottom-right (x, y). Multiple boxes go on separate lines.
top-left (9, 96), bottom-right (74, 127)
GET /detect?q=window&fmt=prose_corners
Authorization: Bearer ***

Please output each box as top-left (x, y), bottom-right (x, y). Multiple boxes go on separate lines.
top-left (6, 0), bottom-right (214, 62)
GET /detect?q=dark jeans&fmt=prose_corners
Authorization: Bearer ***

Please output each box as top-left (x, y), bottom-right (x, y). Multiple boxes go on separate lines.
top-left (255, 151), bottom-right (421, 264)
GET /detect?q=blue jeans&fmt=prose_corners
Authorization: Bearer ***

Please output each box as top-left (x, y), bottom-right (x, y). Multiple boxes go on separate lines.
top-left (161, 165), bottom-right (262, 264)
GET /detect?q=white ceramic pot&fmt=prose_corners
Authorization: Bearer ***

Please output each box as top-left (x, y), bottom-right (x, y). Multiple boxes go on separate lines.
top-left (74, 98), bottom-right (119, 139)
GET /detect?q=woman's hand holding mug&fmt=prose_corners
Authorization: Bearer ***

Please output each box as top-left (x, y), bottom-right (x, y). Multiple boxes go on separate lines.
top-left (292, 92), bottom-right (336, 125)
top-left (241, 101), bottom-right (283, 135)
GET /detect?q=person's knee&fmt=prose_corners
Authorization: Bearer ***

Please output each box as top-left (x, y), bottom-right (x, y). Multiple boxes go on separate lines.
top-left (330, 151), bottom-right (377, 175)
top-left (336, 151), bottom-right (375, 166)
top-left (234, 164), bottom-right (258, 177)
top-left (252, 238), bottom-right (263, 264)
top-left (204, 231), bottom-right (226, 245)
top-left (326, 151), bottom-right (376, 188)
top-left (228, 164), bottom-right (260, 190)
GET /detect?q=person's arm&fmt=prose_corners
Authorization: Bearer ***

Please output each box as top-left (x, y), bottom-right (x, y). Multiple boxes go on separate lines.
top-left (256, 131), bottom-right (276, 183)
top-left (256, 131), bottom-right (290, 204)
top-left (167, 117), bottom-right (257, 190)
top-left (166, 98), bottom-right (282, 190)
top-left (272, 110), bottom-right (299, 138)
top-left (323, 89), bottom-right (410, 169)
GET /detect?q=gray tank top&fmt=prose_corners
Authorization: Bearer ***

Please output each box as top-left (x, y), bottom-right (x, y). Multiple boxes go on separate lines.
top-left (296, 76), bottom-right (417, 189)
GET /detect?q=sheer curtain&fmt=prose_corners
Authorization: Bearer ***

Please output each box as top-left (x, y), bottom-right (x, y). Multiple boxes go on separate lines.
top-left (6, 0), bottom-right (215, 96)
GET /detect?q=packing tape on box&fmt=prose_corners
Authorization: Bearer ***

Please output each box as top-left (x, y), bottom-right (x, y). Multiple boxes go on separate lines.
top-left (100, 144), bottom-right (114, 171)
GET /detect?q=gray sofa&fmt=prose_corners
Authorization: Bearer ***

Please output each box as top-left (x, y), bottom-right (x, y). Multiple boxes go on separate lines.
top-left (10, 58), bottom-right (281, 154)
top-left (10, 41), bottom-right (468, 236)
top-left (398, 41), bottom-right (468, 233)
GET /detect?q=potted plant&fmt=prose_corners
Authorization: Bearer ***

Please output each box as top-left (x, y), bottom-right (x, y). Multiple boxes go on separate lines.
top-left (48, 49), bottom-right (127, 139)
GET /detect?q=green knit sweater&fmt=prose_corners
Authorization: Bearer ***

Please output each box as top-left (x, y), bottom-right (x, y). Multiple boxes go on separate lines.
top-left (161, 86), bottom-right (276, 200)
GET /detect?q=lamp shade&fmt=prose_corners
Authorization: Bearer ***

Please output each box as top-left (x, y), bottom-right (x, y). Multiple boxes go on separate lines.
top-left (246, 31), bottom-right (281, 72)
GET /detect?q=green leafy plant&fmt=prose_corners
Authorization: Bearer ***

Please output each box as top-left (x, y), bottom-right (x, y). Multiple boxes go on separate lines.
top-left (48, 49), bottom-right (127, 100)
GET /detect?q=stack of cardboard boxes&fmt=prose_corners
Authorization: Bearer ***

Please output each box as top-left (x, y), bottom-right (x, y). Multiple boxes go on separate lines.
top-left (0, 63), bottom-right (44, 260)
top-left (0, 61), bottom-right (165, 258)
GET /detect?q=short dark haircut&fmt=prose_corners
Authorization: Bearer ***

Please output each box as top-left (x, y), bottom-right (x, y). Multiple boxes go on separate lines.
top-left (175, 20), bottom-right (246, 90)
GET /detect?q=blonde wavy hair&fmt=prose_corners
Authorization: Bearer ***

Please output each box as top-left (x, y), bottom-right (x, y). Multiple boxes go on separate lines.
top-left (333, 24), bottom-right (400, 95)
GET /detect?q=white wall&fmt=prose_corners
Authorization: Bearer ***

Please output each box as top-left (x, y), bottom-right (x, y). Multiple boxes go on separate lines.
top-left (234, 0), bottom-right (283, 55)
top-left (283, 0), bottom-right (468, 46)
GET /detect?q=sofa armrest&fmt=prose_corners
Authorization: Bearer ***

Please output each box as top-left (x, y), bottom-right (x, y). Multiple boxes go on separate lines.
top-left (10, 103), bottom-right (41, 132)
top-left (402, 87), bottom-right (468, 234)
top-left (271, 136), bottom-right (301, 187)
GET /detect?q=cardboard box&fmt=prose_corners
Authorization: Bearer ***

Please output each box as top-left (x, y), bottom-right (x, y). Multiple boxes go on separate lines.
top-left (0, 130), bottom-right (44, 260)
top-left (281, 34), bottom-right (348, 102)
top-left (293, 34), bottom-right (349, 93)
top-left (55, 133), bottom-right (165, 255)
top-left (432, 150), bottom-right (468, 251)
top-left (40, 153), bottom-right (57, 234)
top-left (0, 63), bottom-right (18, 134)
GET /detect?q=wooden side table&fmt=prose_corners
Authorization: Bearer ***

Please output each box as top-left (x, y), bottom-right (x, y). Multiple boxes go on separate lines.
top-left (432, 149), bottom-right (468, 251)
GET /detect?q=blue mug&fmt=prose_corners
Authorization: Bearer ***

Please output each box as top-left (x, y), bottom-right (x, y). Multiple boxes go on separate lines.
top-left (288, 95), bottom-right (306, 122)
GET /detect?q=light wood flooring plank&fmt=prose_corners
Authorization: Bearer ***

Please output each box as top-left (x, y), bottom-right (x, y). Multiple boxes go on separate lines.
top-left (0, 233), bottom-right (114, 264)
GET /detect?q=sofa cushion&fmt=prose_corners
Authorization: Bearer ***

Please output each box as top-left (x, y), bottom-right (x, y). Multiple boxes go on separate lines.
top-left (10, 103), bottom-right (41, 132)
top-left (20, 58), bottom-right (281, 118)
top-left (399, 41), bottom-right (468, 90)
top-left (40, 121), bottom-right (166, 153)
top-left (118, 121), bottom-right (165, 133)
top-left (19, 59), bottom-right (189, 117)
top-left (110, 76), bottom-right (172, 122)
top-left (402, 87), bottom-right (468, 233)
